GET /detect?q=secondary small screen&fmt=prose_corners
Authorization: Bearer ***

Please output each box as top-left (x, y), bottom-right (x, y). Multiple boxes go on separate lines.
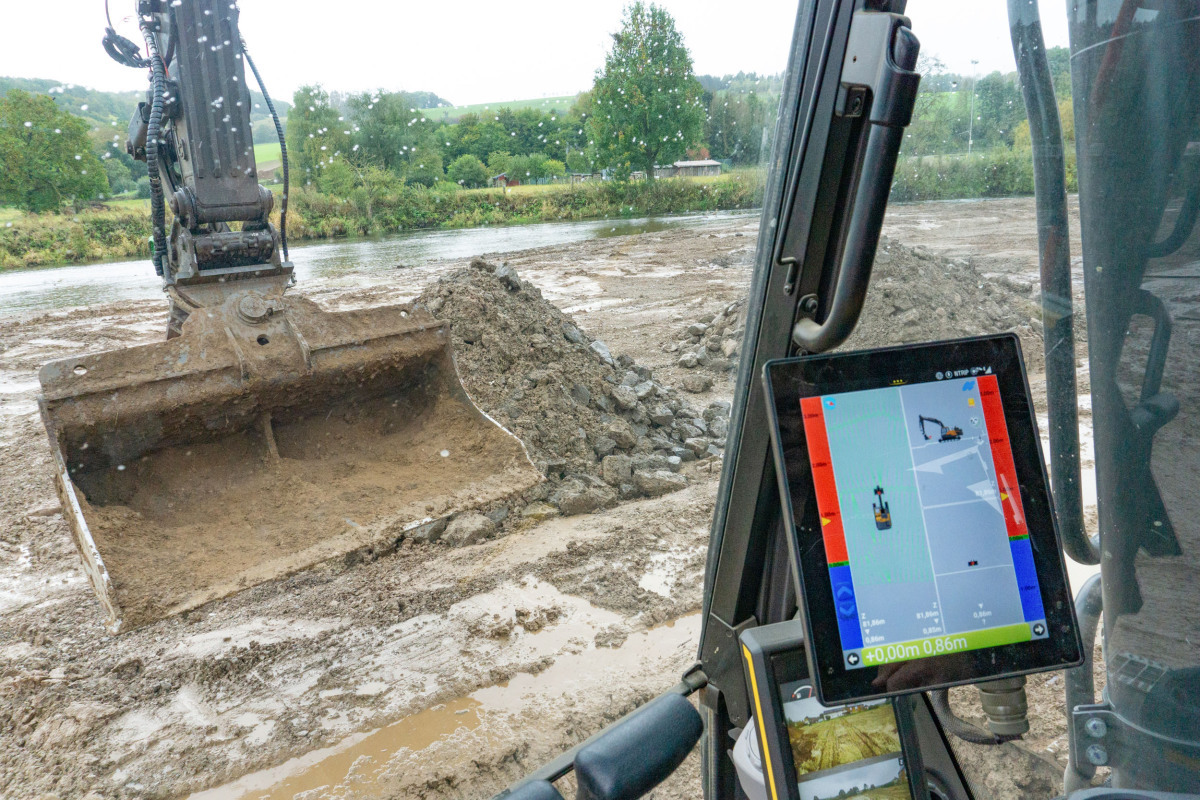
top-left (778, 680), bottom-right (912, 800)
top-left (800, 373), bottom-right (1048, 670)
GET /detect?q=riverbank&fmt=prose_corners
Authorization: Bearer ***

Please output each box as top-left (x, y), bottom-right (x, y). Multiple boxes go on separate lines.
top-left (0, 174), bottom-right (763, 270)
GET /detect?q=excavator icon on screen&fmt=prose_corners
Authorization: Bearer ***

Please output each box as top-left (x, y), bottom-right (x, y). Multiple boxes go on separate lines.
top-left (873, 486), bottom-right (892, 530)
top-left (919, 415), bottom-right (963, 442)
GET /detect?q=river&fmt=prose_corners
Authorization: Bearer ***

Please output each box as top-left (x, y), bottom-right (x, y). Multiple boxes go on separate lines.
top-left (0, 211), bottom-right (755, 318)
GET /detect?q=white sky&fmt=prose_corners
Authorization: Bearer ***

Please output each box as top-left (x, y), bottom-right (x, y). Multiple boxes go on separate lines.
top-left (0, 1), bottom-right (1070, 107)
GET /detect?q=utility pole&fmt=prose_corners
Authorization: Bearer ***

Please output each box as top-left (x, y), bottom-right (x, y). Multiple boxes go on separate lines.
top-left (967, 59), bottom-right (980, 157)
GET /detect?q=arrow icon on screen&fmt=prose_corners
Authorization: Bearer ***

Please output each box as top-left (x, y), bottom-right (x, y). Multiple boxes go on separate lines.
top-left (821, 517), bottom-right (831, 526)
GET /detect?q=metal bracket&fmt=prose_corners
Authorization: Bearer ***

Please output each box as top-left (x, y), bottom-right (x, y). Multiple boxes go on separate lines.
top-left (837, 10), bottom-right (921, 126)
top-left (699, 613), bottom-right (758, 727)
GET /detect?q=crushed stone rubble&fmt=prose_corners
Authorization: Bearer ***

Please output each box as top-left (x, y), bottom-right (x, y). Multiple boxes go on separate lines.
top-left (667, 235), bottom-right (1045, 370)
top-left (411, 257), bottom-right (730, 545)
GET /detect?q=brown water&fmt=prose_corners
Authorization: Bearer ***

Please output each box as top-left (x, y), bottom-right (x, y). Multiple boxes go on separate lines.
top-left (0, 211), bottom-right (755, 318)
top-left (188, 614), bottom-right (702, 800)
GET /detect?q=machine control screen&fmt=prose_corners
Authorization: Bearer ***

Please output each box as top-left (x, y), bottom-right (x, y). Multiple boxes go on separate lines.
top-left (764, 335), bottom-right (1081, 703)
top-left (801, 374), bottom-right (1048, 670)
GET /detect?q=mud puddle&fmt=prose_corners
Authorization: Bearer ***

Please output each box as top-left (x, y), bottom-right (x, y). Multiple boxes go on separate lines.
top-left (189, 615), bottom-right (701, 800)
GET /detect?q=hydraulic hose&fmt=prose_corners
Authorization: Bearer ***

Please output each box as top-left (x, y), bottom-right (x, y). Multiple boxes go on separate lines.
top-left (929, 689), bottom-right (1021, 746)
top-left (1008, 0), bottom-right (1097, 565)
top-left (242, 40), bottom-right (289, 262)
top-left (140, 19), bottom-right (169, 278)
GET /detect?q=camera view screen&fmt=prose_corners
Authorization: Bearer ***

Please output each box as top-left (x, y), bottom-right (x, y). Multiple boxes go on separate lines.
top-left (800, 373), bottom-right (1048, 670)
top-left (778, 680), bottom-right (911, 800)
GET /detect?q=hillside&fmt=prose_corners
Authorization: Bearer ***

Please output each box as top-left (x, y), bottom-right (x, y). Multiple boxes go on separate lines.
top-left (0, 76), bottom-right (292, 131)
top-left (421, 94), bottom-right (579, 122)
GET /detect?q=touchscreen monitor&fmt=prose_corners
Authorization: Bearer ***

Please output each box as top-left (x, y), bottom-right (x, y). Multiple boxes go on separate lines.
top-left (764, 335), bottom-right (1081, 704)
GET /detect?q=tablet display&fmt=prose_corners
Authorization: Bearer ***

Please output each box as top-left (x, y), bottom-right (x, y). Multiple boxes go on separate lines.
top-left (764, 335), bottom-right (1081, 704)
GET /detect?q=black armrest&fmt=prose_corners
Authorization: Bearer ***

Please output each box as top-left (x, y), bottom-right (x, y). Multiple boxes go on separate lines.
top-left (574, 693), bottom-right (703, 800)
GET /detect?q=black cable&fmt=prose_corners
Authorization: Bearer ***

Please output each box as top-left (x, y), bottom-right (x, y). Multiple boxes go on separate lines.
top-left (241, 39), bottom-right (289, 261)
top-left (103, 0), bottom-right (148, 69)
top-left (929, 689), bottom-right (1019, 746)
top-left (141, 19), bottom-right (169, 277)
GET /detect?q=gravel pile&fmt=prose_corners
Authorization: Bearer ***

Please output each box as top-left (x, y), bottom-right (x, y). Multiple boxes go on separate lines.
top-left (413, 258), bottom-right (730, 534)
top-left (667, 235), bottom-right (1044, 372)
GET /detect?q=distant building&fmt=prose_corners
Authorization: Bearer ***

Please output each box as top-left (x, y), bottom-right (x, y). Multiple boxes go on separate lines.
top-left (653, 159), bottom-right (723, 179)
top-left (490, 173), bottom-right (519, 188)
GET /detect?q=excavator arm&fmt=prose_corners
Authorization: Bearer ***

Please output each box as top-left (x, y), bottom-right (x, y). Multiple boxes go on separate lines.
top-left (116, 0), bottom-right (289, 334)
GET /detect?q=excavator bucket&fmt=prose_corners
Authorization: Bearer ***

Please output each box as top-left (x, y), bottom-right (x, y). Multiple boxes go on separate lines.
top-left (37, 291), bottom-right (541, 633)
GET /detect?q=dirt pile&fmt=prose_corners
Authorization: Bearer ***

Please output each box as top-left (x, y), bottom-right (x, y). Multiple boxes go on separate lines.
top-left (668, 235), bottom-right (1044, 371)
top-left (414, 258), bottom-right (730, 530)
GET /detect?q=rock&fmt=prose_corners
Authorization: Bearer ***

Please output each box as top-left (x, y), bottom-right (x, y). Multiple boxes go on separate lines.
top-left (687, 322), bottom-right (709, 337)
top-left (521, 502), bottom-right (560, 523)
top-left (595, 394), bottom-right (614, 412)
top-left (707, 416), bottom-right (729, 439)
top-left (570, 383), bottom-right (591, 406)
top-left (633, 381), bottom-right (656, 400)
top-left (684, 437), bottom-right (711, 456)
top-left (621, 370), bottom-right (640, 386)
top-left (634, 469), bottom-right (689, 497)
top-left (601, 455), bottom-right (633, 486)
top-left (551, 485), bottom-right (616, 516)
top-left (589, 340), bottom-right (615, 367)
top-left (470, 256), bottom-right (494, 271)
top-left (672, 446), bottom-right (696, 462)
top-left (665, 342), bottom-right (679, 353)
top-left (675, 421), bottom-right (704, 440)
top-left (616, 354), bottom-right (636, 369)
top-left (721, 339), bottom-right (739, 358)
top-left (695, 346), bottom-right (712, 367)
top-left (666, 455), bottom-right (682, 472)
top-left (409, 518), bottom-right (448, 544)
top-left (681, 374), bottom-right (713, 393)
top-left (605, 419), bottom-right (638, 450)
top-left (494, 264), bottom-right (522, 290)
top-left (649, 404), bottom-right (675, 426)
top-left (706, 443), bottom-right (724, 458)
top-left (632, 454), bottom-right (669, 473)
top-left (677, 352), bottom-right (699, 369)
top-left (634, 365), bottom-right (652, 380)
top-left (485, 506), bottom-right (510, 525)
top-left (443, 513), bottom-right (496, 547)
top-left (561, 321), bottom-right (586, 344)
top-left (611, 384), bottom-right (639, 410)
top-left (593, 436), bottom-right (618, 458)
top-left (703, 401), bottom-right (732, 421)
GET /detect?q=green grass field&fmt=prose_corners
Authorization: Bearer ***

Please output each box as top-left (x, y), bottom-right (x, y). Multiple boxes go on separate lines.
top-left (254, 141), bottom-right (282, 168)
top-left (420, 95), bottom-right (579, 122)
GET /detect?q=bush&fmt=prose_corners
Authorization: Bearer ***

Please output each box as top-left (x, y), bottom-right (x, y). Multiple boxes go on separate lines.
top-left (135, 176), bottom-right (152, 199)
top-left (887, 148), bottom-right (1076, 202)
top-left (448, 154), bottom-right (488, 188)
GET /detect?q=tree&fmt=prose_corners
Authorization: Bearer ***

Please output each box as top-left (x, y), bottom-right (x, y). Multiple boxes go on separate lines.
top-left (587, 2), bottom-right (705, 178)
top-left (407, 144), bottom-right (444, 186)
top-left (103, 157), bottom-right (135, 195)
top-left (286, 85), bottom-right (352, 185)
top-left (448, 154), bottom-right (488, 188)
top-left (0, 90), bottom-right (108, 212)
top-left (542, 159), bottom-right (567, 181)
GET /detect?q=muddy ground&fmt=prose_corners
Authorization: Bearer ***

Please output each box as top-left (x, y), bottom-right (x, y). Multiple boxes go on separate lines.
top-left (0, 197), bottom-right (1107, 800)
